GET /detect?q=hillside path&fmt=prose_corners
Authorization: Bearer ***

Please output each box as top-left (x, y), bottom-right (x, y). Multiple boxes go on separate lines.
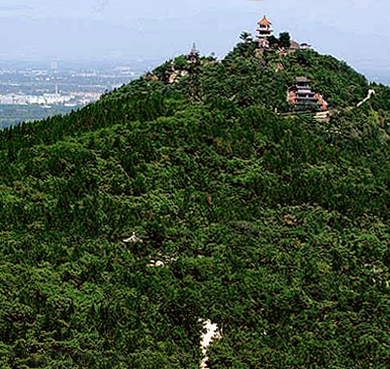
top-left (357, 89), bottom-right (376, 107)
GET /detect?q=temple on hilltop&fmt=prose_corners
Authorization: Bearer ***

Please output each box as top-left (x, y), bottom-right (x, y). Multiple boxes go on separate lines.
top-left (256, 15), bottom-right (273, 49)
top-left (255, 15), bottom-right (311, 53)
top-left (257, 16), bottom-right (273, 38)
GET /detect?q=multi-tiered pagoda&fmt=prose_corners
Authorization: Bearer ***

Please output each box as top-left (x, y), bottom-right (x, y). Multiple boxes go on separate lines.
top-left (257, 16), bottom-right (273, 49)
top-left (288, 77), bottom-right (328, 110)
top-left (187, 43), bottom-right (199, 63)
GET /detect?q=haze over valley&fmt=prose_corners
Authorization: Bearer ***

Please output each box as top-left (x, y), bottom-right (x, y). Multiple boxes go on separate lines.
top-left (0, 60), bottom-right (145, 128)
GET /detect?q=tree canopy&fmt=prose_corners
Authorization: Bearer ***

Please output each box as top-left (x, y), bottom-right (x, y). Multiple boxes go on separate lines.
top-left (0, 38), bottom-right (389, 368)
top-left (279, 31), bottom-right (291, 49)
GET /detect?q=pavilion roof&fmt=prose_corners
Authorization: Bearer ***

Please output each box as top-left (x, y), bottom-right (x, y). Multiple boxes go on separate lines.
top-left (123, 232), bottom-right (143, 243)
top-left (258, 16), bottom-right (272, 26)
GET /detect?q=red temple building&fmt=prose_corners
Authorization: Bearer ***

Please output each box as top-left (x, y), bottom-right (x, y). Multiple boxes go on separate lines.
top-left (288, 77), bottom-right (328, 110)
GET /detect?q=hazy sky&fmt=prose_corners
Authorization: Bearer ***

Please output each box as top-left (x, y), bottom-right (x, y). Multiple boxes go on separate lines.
top-left (0, 0), bottom-right (389, 80)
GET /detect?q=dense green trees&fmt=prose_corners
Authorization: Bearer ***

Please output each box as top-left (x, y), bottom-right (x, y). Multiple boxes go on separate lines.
top-left (0, 42), bottom-right (389, 367)
top-left (267, 35), bottom-right (279, 49)
top-left (278, 32), bottom-right (291, 49)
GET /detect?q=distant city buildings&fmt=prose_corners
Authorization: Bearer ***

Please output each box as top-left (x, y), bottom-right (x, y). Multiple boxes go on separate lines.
top-left (0, 61), bottom-right (143, 127)
top-left (0, 91), bottom-right (102, 107)
top-left (0, 63), bottom-right (142, 110)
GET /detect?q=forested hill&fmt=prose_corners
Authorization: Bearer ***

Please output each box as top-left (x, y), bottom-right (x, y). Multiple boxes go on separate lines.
top-left (1, 42), bottom-right (390, 368)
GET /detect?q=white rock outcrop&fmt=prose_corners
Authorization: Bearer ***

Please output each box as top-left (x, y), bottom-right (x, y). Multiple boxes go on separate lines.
top-left (199, 319), bottom-right (221, 369)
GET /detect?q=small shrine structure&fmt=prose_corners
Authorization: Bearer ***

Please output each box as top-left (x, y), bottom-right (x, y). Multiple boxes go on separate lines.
top-left (187, 43), bottom-right (200, 63)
